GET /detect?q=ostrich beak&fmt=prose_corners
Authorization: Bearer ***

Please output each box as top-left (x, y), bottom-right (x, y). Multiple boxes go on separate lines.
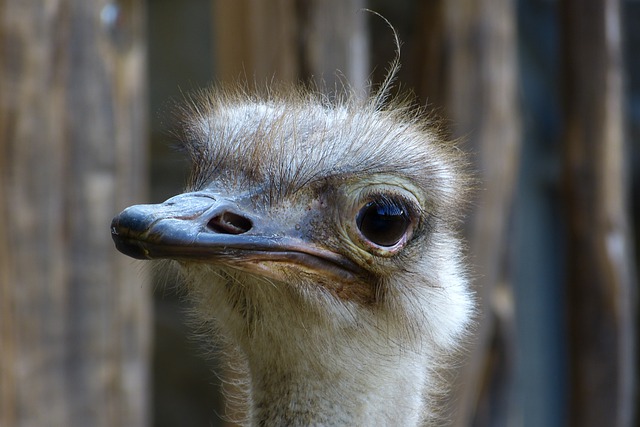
top-left (111, 192), bottom-right (363, 282)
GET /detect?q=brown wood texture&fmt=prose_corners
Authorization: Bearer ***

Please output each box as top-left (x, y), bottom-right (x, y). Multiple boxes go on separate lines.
top-left (213, 0), bottom-right (300, 84)
top-left (562, 0), bottom-right (636, 426)
top-left (295, 0), bottom-right (368, 94)
top-left (213, 0), bottom-right (367, 93)
top-left (0, 1), bottom-right (151, 426)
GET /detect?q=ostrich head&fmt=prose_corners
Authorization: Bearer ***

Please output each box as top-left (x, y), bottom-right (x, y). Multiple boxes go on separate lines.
top-left (111, 81), bottom-right (474, 425)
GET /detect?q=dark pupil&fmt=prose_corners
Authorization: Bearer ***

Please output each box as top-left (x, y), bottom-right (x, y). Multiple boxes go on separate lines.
top-left (356, 200), bottom-right (410, 247)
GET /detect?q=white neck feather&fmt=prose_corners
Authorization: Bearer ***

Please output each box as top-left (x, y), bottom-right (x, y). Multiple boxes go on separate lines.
top-left (244, 317), bottom-right (431, 426)
top-left (183, 257), bottom-right (472, 426)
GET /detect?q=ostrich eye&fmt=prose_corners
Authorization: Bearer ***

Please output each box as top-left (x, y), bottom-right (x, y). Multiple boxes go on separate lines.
top-left (356, 199), bottom-right (411, 247)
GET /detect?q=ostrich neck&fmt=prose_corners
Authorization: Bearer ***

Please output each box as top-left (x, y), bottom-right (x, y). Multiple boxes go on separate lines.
top-left (240, 325), bottom-right (430, 426)
top-left (185, 270), bottom-right (450, 426)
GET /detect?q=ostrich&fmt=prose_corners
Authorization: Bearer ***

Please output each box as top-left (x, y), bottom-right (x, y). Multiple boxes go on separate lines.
top-left (111, 64), bottom-right (474, 425)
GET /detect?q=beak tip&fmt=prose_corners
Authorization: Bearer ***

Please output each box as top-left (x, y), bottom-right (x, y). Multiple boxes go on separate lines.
top-left (112, 206), bottom-right (153, 235)
top-left (111, 207), bottom-right (154, 260)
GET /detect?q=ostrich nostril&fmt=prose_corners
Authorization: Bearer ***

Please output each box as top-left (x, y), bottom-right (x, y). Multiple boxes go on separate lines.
top-left (207, 211), bottom-right (252, 235)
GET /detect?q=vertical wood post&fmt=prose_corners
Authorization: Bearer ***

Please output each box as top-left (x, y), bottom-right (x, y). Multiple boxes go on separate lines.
top-left (213, 0), bottom-right (367, 93)
top-left (213, 0), bottom-right (299, 85)
top-left (0, 1), bottom-right (151, 426)
top-left (295, 0), bottom-right (368, 95)
top-left (562, 0), bottom-right (636, 425)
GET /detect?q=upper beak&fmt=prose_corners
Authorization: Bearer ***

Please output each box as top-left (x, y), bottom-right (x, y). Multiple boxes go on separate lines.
top-left (110, 192), bottom-right (363, 282)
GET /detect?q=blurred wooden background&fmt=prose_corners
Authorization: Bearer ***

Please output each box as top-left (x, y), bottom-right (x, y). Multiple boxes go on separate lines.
top-left (1, 0), bottom-right (639, 426)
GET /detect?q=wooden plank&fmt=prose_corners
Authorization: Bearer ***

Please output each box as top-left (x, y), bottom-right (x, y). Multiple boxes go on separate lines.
top-left (213, 0), bottom-right (367, 93)
top-left (0, 0), bottom-right (151, 425)
top-left (561, 0), bottom-right (636, 425)
top-left (213, 0), bottom-right (298, 84)
top-left (296, 0), bottom-right (368, 94)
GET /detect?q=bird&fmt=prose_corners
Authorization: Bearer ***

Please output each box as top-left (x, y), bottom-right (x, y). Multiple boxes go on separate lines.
top-left (111, 63), bottom-right (474, 426)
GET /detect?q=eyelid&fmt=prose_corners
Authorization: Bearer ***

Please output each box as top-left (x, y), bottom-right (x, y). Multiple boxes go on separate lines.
top-left (359, 191), bottom-right (421, 220)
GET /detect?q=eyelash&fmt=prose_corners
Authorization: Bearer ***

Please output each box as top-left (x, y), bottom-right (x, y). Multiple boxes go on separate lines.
top-left (360, 192), bottom-right (420, 220)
